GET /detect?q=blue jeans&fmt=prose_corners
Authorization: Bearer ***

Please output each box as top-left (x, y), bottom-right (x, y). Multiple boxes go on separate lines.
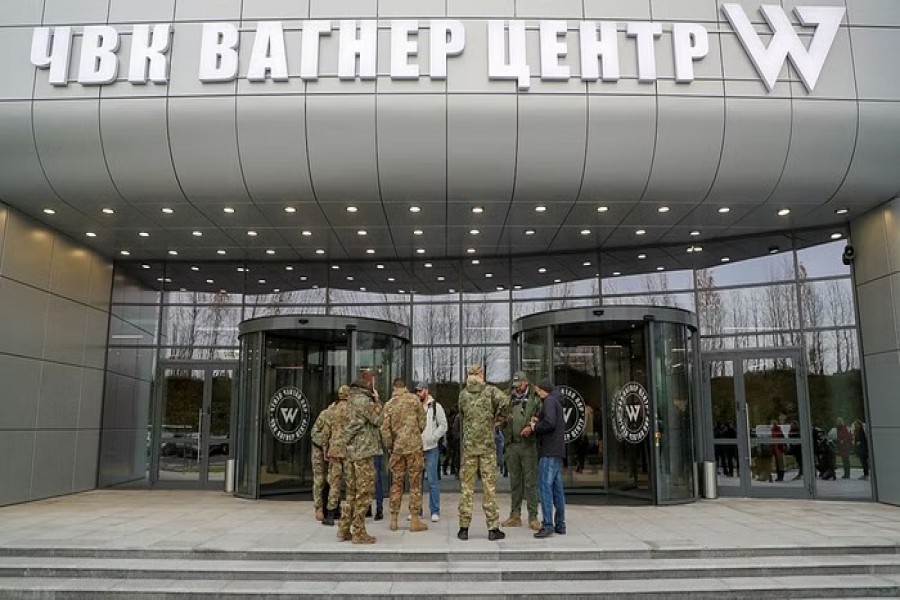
top-left (538, 456), bottom-right (566, 531)
top-left (374, 455), bottom-right (384, 509)
top-left (424, 447), bottom-right (441, 515)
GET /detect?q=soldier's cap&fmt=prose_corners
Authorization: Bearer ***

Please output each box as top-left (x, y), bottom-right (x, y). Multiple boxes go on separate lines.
top-left (414, 381), bottom-right (429, 391)
top-left (511, 370), bottom-right (527, 385)
top-left (536, 379), bottom-right (554, 393)
top-left (467, 364), bottom-right (483, 376)
top-left (338, 385), bottom-right (350, 399)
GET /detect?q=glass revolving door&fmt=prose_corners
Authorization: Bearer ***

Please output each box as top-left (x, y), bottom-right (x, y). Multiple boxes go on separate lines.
top-left (235, 316), bottom-right (410, 498)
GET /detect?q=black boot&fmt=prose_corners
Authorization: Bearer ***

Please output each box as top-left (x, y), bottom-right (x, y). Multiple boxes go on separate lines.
top-left (365, 505), bottom-right (372, 518)
top-left (322, 510), bottom-right (334, 526)
top-left (374, 506), bottom-right (384, 521)
top-left (457, 527), bottom-right (468, 541)
top-left (488, 529), bottom-right (505, 541)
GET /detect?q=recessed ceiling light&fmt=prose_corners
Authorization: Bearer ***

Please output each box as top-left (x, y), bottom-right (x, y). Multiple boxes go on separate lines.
top-left (168, 250), bottom-right (178, 256)
top-left (266, 249), bottom-right (275, 255)
top-left (613, 271), bottom-right (621, 276)
top-left (346, 206), bottom-right (358, 213)
top-left (768, 246), bottom-right (780, 254)
top-left (835, 208), bottom-right (849, 215)
top-left (583, 261), bottom-right (591, 266)
top-left (398, 289), bottom-right (405, 294)
top-left (43, 208), bottom-right (56, 215)
top-left (718, 207), bottom-right (731, 214)
top-left (580, 229), bottom-right (590, 236)
top-left (658, 206), bottom-right (670, 213)
top-left (638, 253), bottom-right (646, 259)
top-left (388, 277), bottom-right (395, 282)
top-left (359, 287), bottom-right (365, 292)
top-left (437, 276), bottom-right (445, 281)
top-left (102, 208), bottom-right (115, 215)
top-left (206, 279), bottom-right (214, 284)
top-left (357, 230), bottom-right (367, 236)
top-left (258, 279), bottom-right (266, 284)
top-left (524, 230), bottom-right (535, 236)
top-left (223, 207), bottom-right (235, 214)
top-left (85, 232), bottom-right (97, 238)
top-left (514, 284), bottom-right (522, 290)
top-left (470, 229), bottom-right (480, 235)
top-left (416, 248), bottom-right (425, 254)
top-left (300, 276), bottom-right (307, 281)
top-left (217, 249), bottom-right (226, 255)
top-left (448, 288), bottom-right (456, 293)
top-left (346, 276), bottom-right (354, 281)
top-left (285, 266), bottom-right (294, 271)
top-left (409, 206), bottom-right (421, 213)
top-left (301, 230), bottom-right (312, 237)
top-left (597, 206), bottom-right (609, 213)
top-left (220, 288), bottom-right (227, 293)
top-left (690, 230), bottom-right (701, 237)
top-left (190, 266), bottom-right (200, 271)
top-left (554, 278), bottom-right (561, 283)
top-left (366, 249), bottom-right (375, 254)
top-left (413, 229), bottom-right (423, 236)
top-left (284, 207), bottom-right (296, 213)
top-left (467, 248), bottom-right (476, 254)
top-left (247, 230), bottom-right (257, 237)
top-left (315, 249), bottom-right (325, 255)
top-left (656, 266), bottom-right (664, 271)
top-left (119, 250), bottom-right (130, 256)
top-left (237, 267), bottom-right (245, 273)
top-left (192, 231), bottom-right (203, 237)
top-left (331, 265), bottom-right (340, 270)
top-left (485, 273), bottom-right (493, 278)
top-left (274, 288), bottom-right (281, 293)
top-left (161, 207), bottom-right (173, 214)
top-left (472, 206), bottom-right (484, 214)
top-left (496, 285), bottom-right (505, 291)
top-left (778, 208), bottom-right (791, 216)
top-left (535, 205), bottom-right (547, 212)
top-left (538, 267), bottom-right (547, 273)
top-left (830, 232), bottom-right (843, 240)
top-left (424, 263), bottom-right (432, 268)
top-left (635, 229), bottom-right (646, 236)
top-left (139, 231), bottom-right (150, 237)
top-left (721, 257), bottom-right (731, 263)
top-left (377, 264), bottom-right (384, 269)
top-left (471, 259), bottom-right (480, 265)
top-left (141, 264), bottom-right (150, 269)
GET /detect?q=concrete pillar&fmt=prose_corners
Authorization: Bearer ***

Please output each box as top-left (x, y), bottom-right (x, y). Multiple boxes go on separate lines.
top-left (850, 197), bottom-right (900, 506)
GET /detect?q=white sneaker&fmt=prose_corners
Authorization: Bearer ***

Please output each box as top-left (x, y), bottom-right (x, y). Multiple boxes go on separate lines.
top-left (431, 513), bottom-right (439, 523)
top-left (406, 515), bottom-right (411, 521)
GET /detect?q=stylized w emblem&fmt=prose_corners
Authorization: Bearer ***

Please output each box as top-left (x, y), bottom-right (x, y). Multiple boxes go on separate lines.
top-left (281, 407), bottom-right (299, 425)
top-left (722, 4), bottom-right (844, 92)
top-left (625, 404), bottom-right (641, 423)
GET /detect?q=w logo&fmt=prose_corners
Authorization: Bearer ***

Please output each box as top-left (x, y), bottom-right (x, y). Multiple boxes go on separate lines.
top-left (625, 404), bottom-right (642, 423)
top-left (280, 407), bottom-right (299, 425)
top-left (722, 4), bottom-right (844, 92)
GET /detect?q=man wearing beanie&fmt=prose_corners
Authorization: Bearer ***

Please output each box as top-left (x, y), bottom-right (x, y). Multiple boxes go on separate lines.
top-left (525, 379), bottom-right (567, 538)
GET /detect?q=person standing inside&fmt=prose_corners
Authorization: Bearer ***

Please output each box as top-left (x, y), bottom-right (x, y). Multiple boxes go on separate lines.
top-left (457, 364), bottom-right (510, 541)
top-left (853, 420), bottom-right (869, 480)
top-left (501, 370), bottom-right (541, 531)
top-left (337, 370), bottom-right (383, 544)
top-left (309, 402), bottom-right (332, 522)
top-left (836, 418), bottom-right (852, 479)
top-left (527, 379), bottom-right (566, 538)
top-left (381, 378), bottom-right (428, 532)
top-left (321, 385), bottom-right (351, 527)
top-left (416, 382), bottom-right (448, 522)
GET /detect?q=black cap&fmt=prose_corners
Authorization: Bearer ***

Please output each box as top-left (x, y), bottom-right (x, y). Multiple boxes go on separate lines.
top-left (414, 381), bottom-right (429, 391)
top-left (536, 379), bottom-right (554, 393)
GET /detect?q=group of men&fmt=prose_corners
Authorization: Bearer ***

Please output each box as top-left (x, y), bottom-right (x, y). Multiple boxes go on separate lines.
top-left (310, 365), bottom-right (566, 544)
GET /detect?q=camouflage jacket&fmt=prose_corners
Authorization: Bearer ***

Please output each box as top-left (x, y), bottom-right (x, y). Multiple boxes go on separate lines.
top-left (343, 383), bottom-right (384, 462)
top-left (458, 376), bottom-right (510, 456)
top-left (380, 387), bottom-right (426, 455)
top-left (310, 403), bottom-right (333, 449)
top-left (502, 384), bottom-right (541, 447)
top-left (324, 399), bottom-right (350, 459)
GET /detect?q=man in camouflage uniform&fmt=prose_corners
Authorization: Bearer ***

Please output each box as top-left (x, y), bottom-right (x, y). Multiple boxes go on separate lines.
top-left (457, 364), bottom-right (510, 541)
top-left (337, 370), bottom-right (383, 544)
top-left (321, 385), bottom-right (351, 527)
top-left (310, 402), bottom-right (332, 522)
top-left (501, 370), bottom-right (542, 531)
top-left (380, 378), bottom-right (428, 533)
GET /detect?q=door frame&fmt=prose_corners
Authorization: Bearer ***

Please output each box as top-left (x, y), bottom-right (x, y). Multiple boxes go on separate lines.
top-left (150, 360), bottom-right (239, 489)
top-left (702, 347), bottom-right (814, 499)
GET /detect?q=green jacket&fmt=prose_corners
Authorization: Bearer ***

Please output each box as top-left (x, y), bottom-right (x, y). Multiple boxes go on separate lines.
top-left (502, 384), bottom-right (541, 447)
top-left (343, 383), bottom-right (384, 462)
top-left (458, 376), bottom-right (509, 456)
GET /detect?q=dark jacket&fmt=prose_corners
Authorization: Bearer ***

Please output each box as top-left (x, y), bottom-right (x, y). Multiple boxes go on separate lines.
top-left (533, 388), bottom-right (565, 459)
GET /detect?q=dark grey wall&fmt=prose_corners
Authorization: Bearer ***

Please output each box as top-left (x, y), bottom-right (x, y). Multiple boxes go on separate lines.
top-left (851, 197), bottom-right (900, 506)
top-left (0, 202), bottom-right (112, 506)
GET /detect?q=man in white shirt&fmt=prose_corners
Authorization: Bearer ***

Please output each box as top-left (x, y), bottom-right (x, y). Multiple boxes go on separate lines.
top-left (416, 382), bottom-right (448, 522)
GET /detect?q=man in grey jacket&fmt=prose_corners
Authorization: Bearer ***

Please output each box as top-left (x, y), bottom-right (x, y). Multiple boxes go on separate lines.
top-left (525, 379), bottom-right (566, 539)
top-left (416, 382), bottom-right (447, 522)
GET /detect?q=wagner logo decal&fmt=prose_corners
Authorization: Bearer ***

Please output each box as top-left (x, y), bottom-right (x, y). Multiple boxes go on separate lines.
top-left (267, 386), bottom-right (310, 444)
top-left (559, 385), bottom-right (586, 444)
top-left (611, 382), bottom-right (651, 444)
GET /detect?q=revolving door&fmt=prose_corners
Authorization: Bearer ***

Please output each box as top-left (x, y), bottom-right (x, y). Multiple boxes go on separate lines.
top-left (512, 306), bottom-right (700, 504)
top-left (234, 315), bottom-right (410, 498)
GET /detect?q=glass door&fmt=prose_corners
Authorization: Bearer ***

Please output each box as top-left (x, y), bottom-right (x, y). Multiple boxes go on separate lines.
top-left (153, 363), bottom-right (236, 489)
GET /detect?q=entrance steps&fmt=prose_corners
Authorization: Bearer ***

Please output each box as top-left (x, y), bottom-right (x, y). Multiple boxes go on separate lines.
top-left (0, 545), bottom-right (899, 598)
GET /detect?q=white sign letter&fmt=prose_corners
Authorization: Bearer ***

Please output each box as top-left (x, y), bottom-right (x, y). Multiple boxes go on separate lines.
top-left (579, 21), bottom-right (619, 82)
top-left (390, 20), bottom-right (419, 79)
top-left (722, 3), bottom-right (844, 92)
top-left (539, 20), bottom-right (570, 81)
top-left (199, 23), bottom-right (239, 82)
top-left (31, 27), bottom-right (72, 86)
top-left (300, 21), bottom-right (331, 81)
top-left (429, 20), bottom-right (465, 79)
top-left (626, 22), bottom-right (662, 82)
top-left (128, 24), bottom-right (170, 84)
top-left (248, 21), bottom-right (288, 82)
top-left (672, 23), bottom-right (709, 83)
top-left (488, 20), bottom-right (531, 90)
top-left (338, 20), bottom-right (377, 80)
top-left (78, 26), bottom-right (120, 85)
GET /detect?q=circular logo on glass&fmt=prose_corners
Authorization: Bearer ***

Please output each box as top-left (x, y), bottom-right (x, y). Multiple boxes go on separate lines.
top-left (267, 386), bottom-right (311, 444)
top-left (559, 385), bottom-right (587, 444)
top-left (611, 382), bottom-right (651, 444)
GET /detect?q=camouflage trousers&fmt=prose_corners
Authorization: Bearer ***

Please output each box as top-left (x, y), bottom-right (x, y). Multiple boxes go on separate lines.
top-left (458, 451), bottom-right (500, 530)
top-left (389, 451), bottom-right (424, 516)
top-left (326, 458), bottom-right (345, 511)
top-left (337, 457), bottom-right (375, 539)
top-left (311, 446), bottom-right (327, 510)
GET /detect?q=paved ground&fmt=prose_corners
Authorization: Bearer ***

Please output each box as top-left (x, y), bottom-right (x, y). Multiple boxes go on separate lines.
top-left (1, 490), bottom-right (899, 554)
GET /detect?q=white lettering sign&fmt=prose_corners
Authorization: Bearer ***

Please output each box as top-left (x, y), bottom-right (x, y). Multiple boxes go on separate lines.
top-left (29, 6), bottom-right (845, 93)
